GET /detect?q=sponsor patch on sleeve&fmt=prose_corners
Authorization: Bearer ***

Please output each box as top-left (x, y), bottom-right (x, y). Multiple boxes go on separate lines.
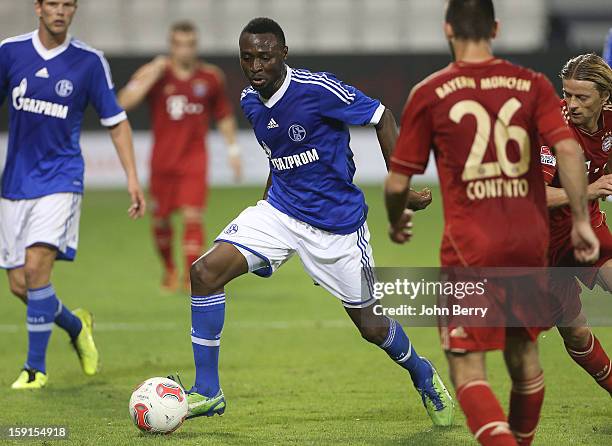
top-left (540, 146), bottom-right (556, 166)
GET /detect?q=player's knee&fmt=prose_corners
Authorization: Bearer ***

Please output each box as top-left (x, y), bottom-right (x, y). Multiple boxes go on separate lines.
top-left (23, 263), bottom-right (44, 287)
top-left (358, 325), bottom-right (388, 345)
top-left (562, 326), bottom-right (592, 350)
top-left (190, 257), bottom-right (224, 293)
top-left (9, 282), bottom-right (27, 301)
top-left (504, 340), bottom-right (540, 380)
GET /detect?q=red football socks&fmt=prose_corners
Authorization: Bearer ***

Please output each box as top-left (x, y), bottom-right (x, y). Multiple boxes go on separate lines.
top-left (566, 332), bottom-right (612, 393)
top-left (457, 380), bottom-right (518, 445)
top-left (508, 372), bottom-right (545, 445)
top-left (153, 224), bottom-right (174, 271)
top-left (183, 221), bottom-right (204, 274)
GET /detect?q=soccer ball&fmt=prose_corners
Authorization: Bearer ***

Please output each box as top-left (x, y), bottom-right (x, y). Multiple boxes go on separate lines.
top-left (129, 377), bottom-right (188, 434)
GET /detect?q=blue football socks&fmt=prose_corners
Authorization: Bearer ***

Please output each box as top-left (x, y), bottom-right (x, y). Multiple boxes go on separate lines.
top-left (25, 285), bottom-right (58, 373)
top-left (379, 318), bottom-right (432, 386)
top-left (191, 292), bottom-right (226, 397)
top-left (54, 299), bottom-right (82, 339)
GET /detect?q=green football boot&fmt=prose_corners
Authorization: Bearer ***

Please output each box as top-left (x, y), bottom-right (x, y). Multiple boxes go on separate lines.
top-left (11, 368), bottom-right (48, 390)
top-left (415, 358), bottom-right (455, 427)
top-left (186, 389), bottom-right (226, 419)
top-left (71, 308), bottom-right (99, 376)
top-left (167, 373), bottom-right (226, 419)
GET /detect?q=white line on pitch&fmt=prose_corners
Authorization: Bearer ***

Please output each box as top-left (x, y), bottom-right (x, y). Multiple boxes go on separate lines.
top-left (0, 319), bottom-right (351, 333)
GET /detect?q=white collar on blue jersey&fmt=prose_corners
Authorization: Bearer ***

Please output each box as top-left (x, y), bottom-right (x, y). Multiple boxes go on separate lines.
top-left (32, 29), bottom-right (72, 61)
top-left (260, 65), bottom-right (292, 108)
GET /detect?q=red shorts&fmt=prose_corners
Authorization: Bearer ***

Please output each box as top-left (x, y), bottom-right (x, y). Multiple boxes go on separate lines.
top-left (439, 274), bottom-right (554, 352)
top-left (149, 172), bottom-right (207, 219)
top-left (549, 216), bottom-right (612, 287)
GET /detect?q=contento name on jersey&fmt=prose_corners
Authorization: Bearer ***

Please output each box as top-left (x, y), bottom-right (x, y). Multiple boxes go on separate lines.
top-left (12, 78), bottom-right (69, 119)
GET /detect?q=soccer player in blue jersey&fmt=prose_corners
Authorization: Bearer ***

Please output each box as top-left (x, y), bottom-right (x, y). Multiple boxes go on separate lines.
top-left (0, 0), bottom-right (146, 389)
top-left (177, 17), bottom-right (454, 426)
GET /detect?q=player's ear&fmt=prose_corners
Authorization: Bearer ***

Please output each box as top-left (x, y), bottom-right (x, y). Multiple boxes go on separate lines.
top-left (443, 22), bottom-right (454, 40)
top-left (282, 46), bottom-right (288, 61)
top-left (491, 20), bottom-right (500, 40)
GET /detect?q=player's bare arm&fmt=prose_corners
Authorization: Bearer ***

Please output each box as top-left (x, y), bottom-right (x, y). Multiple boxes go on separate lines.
top-left (217, 115), bottom-right (243, 182)
top-left (108, 120), bottom-right (146, 218)
top-left (262, 171), bottom-right (272, 200)
top-left (384, 171), bottom-right (414, 244)
top-left (554, 137), bottom-right (600, 262)
top-left (546, 174), bottom-right (612, 208)
top-left (375, 109), bottom-right (432, 211)
top-left (375, 108), bottom-right (397, 170)
top-left (117, 56), bottom-right (168, 111)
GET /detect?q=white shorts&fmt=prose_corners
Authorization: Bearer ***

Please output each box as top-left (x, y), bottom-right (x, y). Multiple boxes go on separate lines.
top-left (215, 200), bottom-right (377, 308)
top-left (0, 193), bottom-right (82, 269)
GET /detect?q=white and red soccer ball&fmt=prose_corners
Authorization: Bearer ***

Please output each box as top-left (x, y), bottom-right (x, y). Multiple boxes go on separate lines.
top-left (129, 377), bottom-right (188, 434)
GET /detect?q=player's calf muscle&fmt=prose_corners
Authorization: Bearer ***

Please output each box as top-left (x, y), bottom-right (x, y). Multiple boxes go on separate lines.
top-left (345, 306), bottom-right (390, 344)
top-left (7, 270), bottom-right (27, 301)
top-left (446, 352), bottom-right (486, 388)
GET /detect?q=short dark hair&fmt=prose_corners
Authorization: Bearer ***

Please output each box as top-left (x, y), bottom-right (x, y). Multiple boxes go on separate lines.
top-left (445, 0), bottom-right (495, 41)
top-left (171, 20), bottom-right (197, 34)
top-left (241, 17), bottom-right (286, 47)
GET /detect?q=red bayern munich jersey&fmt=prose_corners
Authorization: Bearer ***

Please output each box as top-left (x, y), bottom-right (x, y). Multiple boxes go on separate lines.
top-left (541, 102), bottom-right (612, 248)
top-left (147, 63), bottom-right (232, 175)
top-left (391, 58), bottom-right (572, 267)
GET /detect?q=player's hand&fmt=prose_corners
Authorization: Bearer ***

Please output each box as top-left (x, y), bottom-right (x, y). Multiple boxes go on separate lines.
top-left (571, 219), bottom-right (600, 264)
top-left (388, 209), bottom-right (414, 244)
top-left (127, 179), bottom-right (146, 219)
top-left (587, 174), bottom-right (612, 200)
top-left (407, 187), bottom-right (433, 211)
top-left (229, 153), bottom-right (243, 183)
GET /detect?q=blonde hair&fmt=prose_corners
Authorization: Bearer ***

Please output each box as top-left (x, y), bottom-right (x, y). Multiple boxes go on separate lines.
top-left (561, 53), bottom-right (612, 104)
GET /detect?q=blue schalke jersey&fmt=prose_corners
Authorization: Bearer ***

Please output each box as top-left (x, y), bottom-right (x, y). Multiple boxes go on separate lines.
top-left (605, 28), bottom-right (612, 67)
top-left (0, 31), bottom-right (126, 199)
top-left (240, 66), bottom-right (384, 234)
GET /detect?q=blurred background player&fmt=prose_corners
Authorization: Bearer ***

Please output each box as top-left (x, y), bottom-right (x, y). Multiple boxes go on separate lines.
top-left (180, 17), bottom-right (453, 425)
top-left (0, 0), bottom-right (146, 389)
top-left (540, 53), bottom-right (612, 395)
top-left (118, 21), bottom-right (242, 292)
top-left (385, 1), bottom-right (599, 445)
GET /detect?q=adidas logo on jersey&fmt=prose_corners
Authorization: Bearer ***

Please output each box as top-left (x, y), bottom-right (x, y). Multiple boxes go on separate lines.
top-left (35, 67), bottom-right (49, 79)
top-left (267, 118), bottom-right (279, 129)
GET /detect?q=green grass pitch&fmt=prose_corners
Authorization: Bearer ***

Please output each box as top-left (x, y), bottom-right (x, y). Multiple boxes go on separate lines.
top-left (0, 186), bottom-right (610, 445)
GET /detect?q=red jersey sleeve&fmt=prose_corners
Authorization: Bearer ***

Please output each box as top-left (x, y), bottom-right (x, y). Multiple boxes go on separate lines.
top-left (390, 84), bottom-right (433, 176)
top-left (540, 145), bottom-right (557, 185)
top-left (209, 69), bottom-right (233, 121)
top-left (534, 74), bottom-right (572, 148)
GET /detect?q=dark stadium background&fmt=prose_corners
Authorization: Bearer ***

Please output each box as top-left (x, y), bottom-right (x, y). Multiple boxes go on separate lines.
top-left (0, 50), bottom-right (597, 131)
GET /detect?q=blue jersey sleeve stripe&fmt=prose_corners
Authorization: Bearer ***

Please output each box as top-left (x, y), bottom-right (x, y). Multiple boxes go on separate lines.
top-left (292, 77), bottom-right (352, 105)
top-left (292, 71), bottom-right (356, 103)
top-left (70, 40), bottom-right (114, 89)
top-left (0, 31), bottom-right (35, 48)
top-left (292, 69), bottom-right (356, 99)
top-left (240, 86), bottom-right (257, 101)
